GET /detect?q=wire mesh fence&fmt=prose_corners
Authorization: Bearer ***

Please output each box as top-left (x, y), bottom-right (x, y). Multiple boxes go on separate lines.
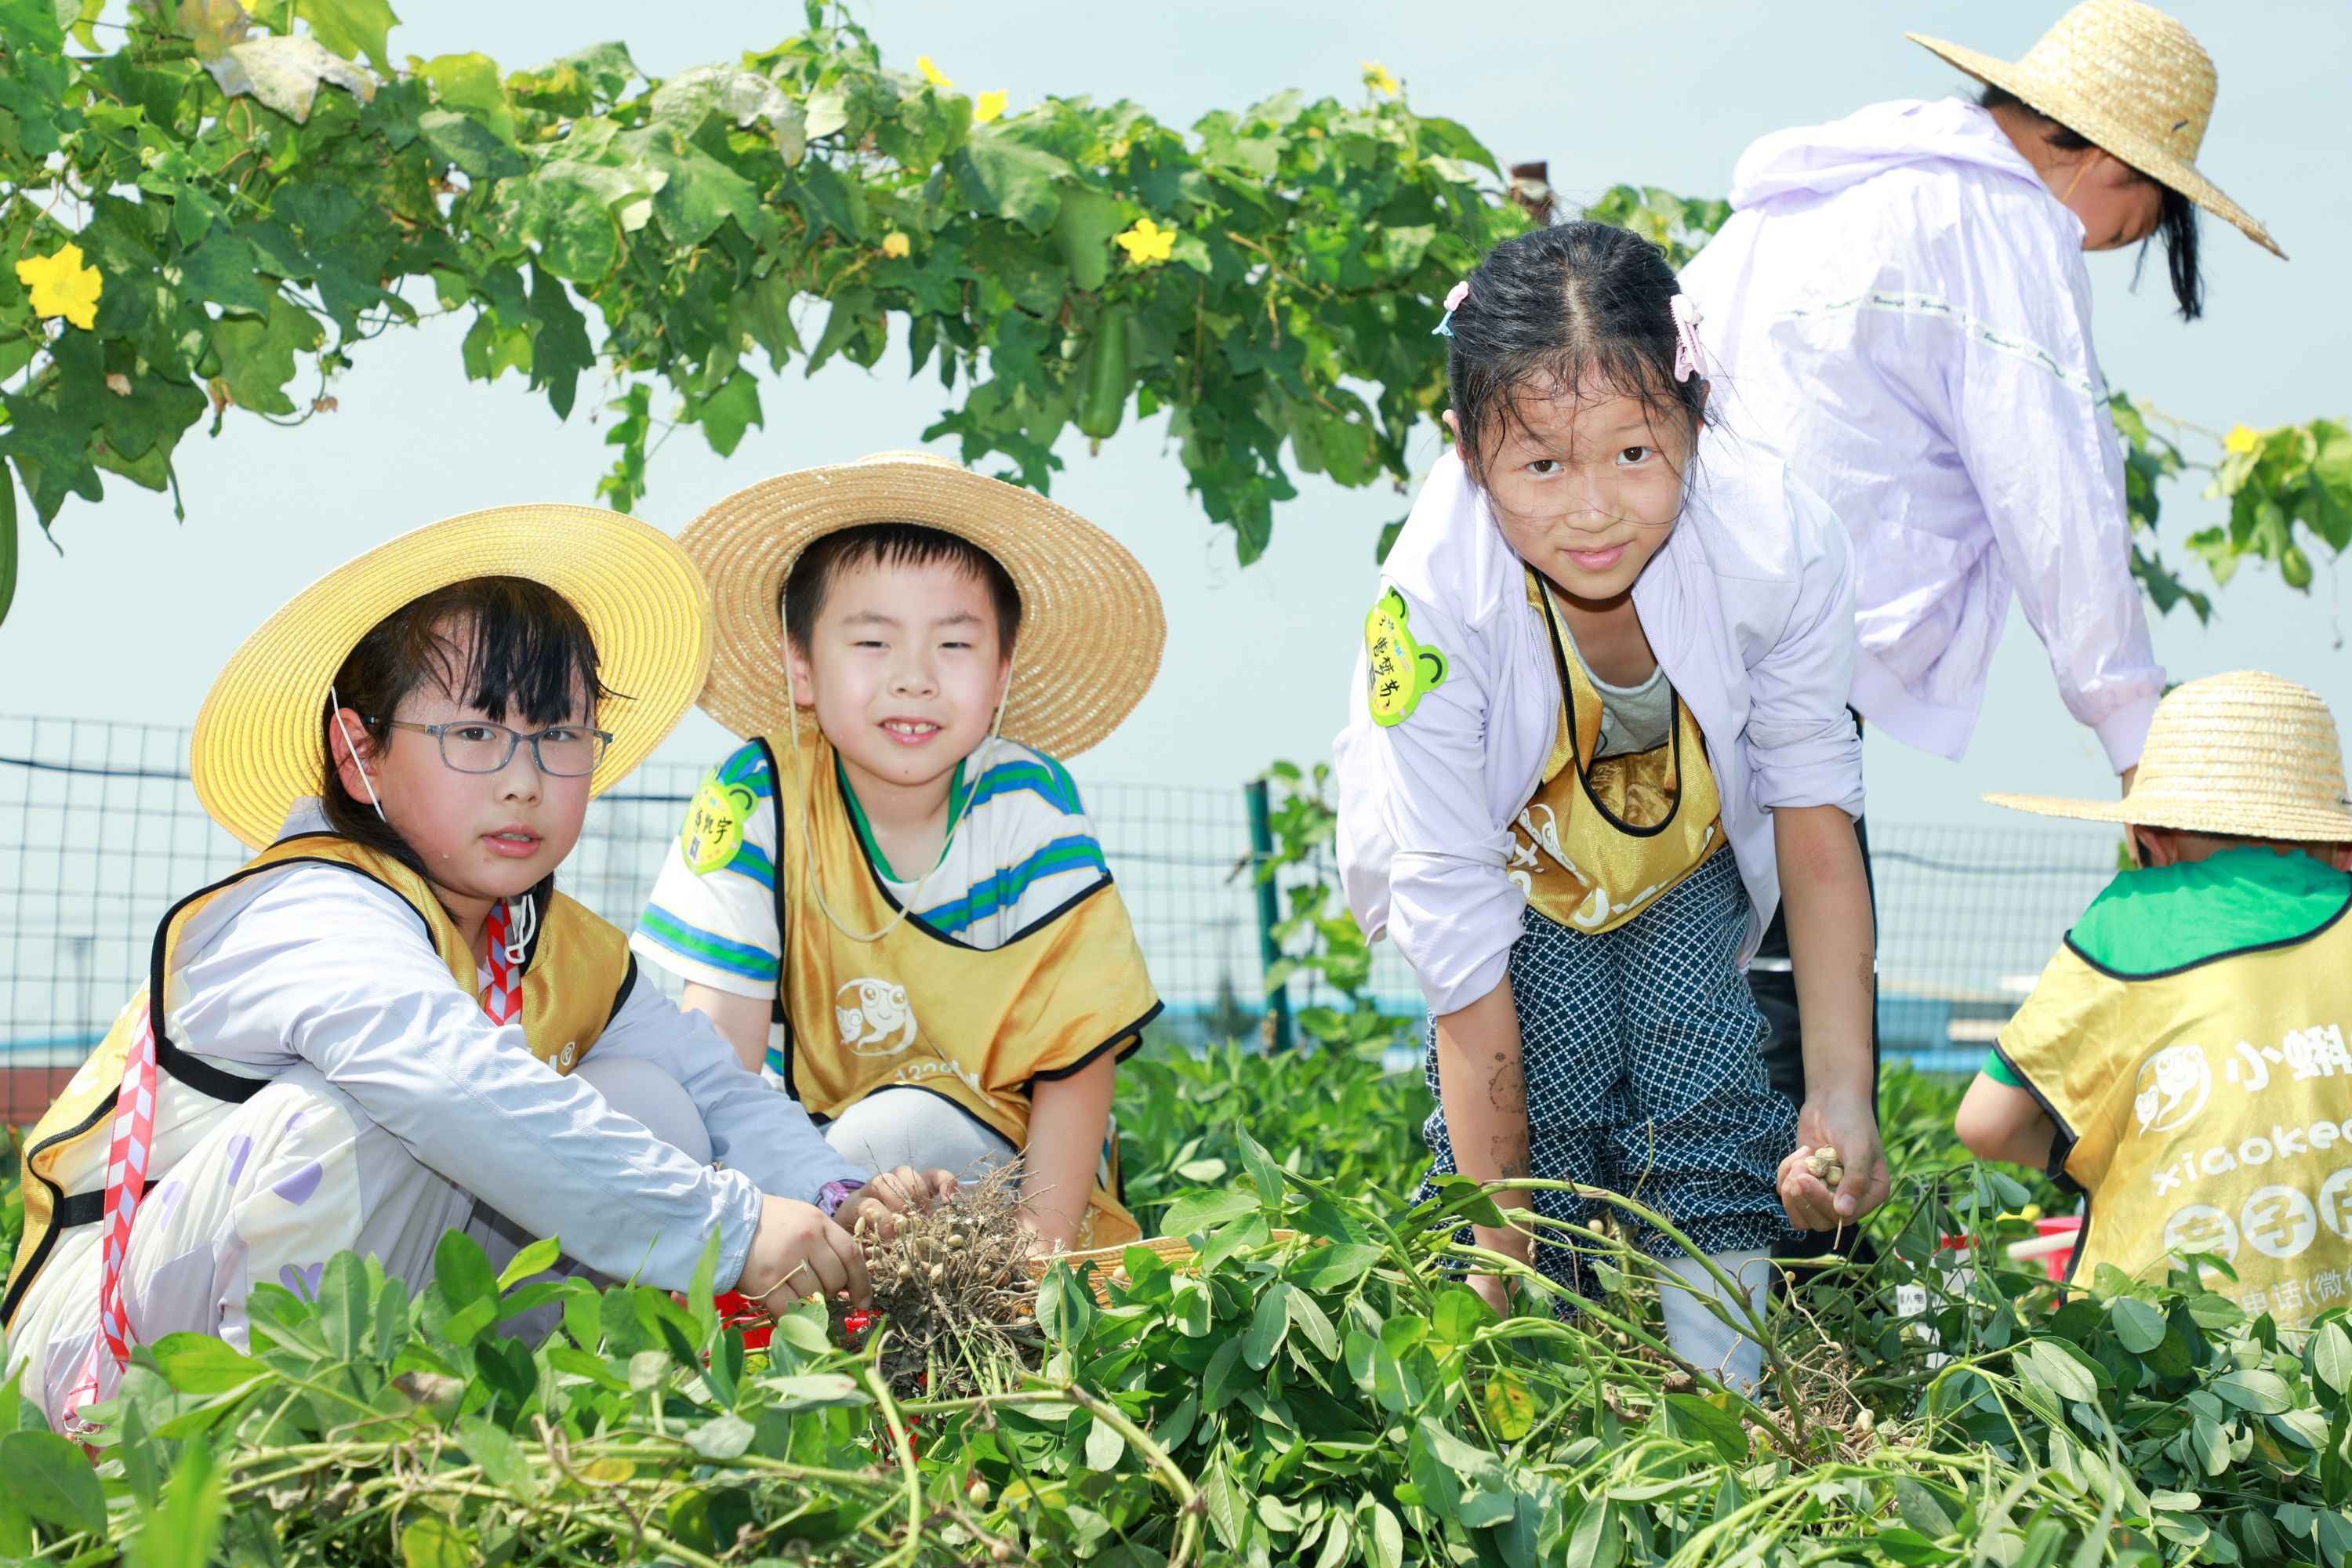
top-left (0, 715), bottom-right (2124, 1123)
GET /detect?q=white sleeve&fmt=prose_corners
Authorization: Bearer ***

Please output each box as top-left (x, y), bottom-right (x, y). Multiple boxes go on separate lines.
top-left (1745, 475), bottom-right (1866, 818)
top-left (1928, 253), bottom-right (2164, 771)
top-left (590, 980), bottom-right (865, 1200)
top-left (630, 747), bottom-right (783, 1000)
top-left (1335, 584), bottom-right (1522, 1018)
top-left (171, 866), bottom-right (768, 1291)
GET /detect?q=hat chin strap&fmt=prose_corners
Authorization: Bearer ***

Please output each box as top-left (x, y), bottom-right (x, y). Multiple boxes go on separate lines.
top-left (781, 642), bottom-right (1018, 945)
top-left (328, 684), bottom-right (390, 826)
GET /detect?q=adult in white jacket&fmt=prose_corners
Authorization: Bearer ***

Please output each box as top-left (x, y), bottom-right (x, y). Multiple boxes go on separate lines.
top-left (1335, 223), bottom-right (1881, 1391)
top-left (1677, 0), bottom-right (2282, 1196)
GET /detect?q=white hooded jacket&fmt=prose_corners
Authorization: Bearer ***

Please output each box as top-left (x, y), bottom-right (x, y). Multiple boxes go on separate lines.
top-left (1334, 435), bottom-right (1864, 1018)
top-left (1678, 98), bottom-right (2164, 771)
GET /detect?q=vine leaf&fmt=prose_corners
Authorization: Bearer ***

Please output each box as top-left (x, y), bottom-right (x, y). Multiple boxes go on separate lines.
top-left (204, 36), bottom-right (376, 123)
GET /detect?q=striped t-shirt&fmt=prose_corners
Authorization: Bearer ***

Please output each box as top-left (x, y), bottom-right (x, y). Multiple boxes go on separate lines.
top-left (630, 738), bottom-right (1112, 999)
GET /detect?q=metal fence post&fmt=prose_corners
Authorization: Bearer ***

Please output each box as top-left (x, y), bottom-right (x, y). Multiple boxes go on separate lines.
top-left (1243, 777), bottom-right (1293, 1051)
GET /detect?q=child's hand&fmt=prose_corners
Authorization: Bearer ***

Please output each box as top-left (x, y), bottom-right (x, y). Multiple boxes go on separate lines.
top-left (835, 1165), bottom-right (958, 1243)
top-left (1780, 1095), bottom-right (1889, 1230)
top-left (742, 1196), bottom-right (870, 1309)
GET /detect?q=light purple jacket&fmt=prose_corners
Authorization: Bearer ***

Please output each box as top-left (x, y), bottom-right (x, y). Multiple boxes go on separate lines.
top-left (1679, 99), bottom-right (2163, 770)
top-left (1334, 437), bottom-right (1864, 1015)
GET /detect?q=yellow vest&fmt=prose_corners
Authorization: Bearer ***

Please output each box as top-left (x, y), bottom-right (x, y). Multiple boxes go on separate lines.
top-left (759, 731), bottom-right (1160, 1249)
top-left (3, 835), bottom-right (634, 1327)
top-left (1510, 571), bottom-right (1724, 934)
top-left (2000, 867), bottom-right (2352, 1326)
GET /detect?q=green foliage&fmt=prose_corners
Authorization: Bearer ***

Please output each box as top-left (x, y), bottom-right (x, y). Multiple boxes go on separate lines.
top-left (1254, 760), bottom-right (1418, 1055)
top-left (0, 2), bottom-right (2343, 621)
top-left (1115, 1039), bottom-right (1432, 1235)
top-left (0, 1), bottom-right (1520, 579)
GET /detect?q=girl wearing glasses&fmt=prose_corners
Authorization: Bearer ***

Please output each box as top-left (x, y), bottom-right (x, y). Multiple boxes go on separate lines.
top-left (3, 509), bottom-right (953, 1434)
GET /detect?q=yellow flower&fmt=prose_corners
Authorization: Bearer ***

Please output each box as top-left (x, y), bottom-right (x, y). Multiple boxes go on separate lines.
top-left (916, 56), bottom-right (953, 89)
top-left (1115, 216), bottom-right (1176, 267)
top-left (2224, 422), bottom-right (2260, 455)
top-left (1362, 60), bottom-right (1401, 97)
top-left (975, 89), bottom-right (1008, 125)
top-left (16, 242), bottom-right (102, 330)
top-left (880, 231), bottom-right (911, 260)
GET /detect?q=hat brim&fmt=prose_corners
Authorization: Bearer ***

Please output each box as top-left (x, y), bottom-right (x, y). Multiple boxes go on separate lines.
top-left (1909, 33), bottom-right (2285, 259)
top-left (683, 457), bottom-right (1165, 759)
top-left (192, 505), bottom-right (713, 851)
top-left (1982, 789), bottom-right (2352, 842)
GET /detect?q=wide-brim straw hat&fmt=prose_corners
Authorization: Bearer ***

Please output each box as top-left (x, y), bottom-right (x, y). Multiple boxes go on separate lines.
top-left (192, 505), bottom-right (713, 851)
top-left (1910, 0), bottom-right (2283, 258)
top-left (683, 452), bottom-right (1165, 759)
top-left (1986, 671), bottom-right (2352, 841)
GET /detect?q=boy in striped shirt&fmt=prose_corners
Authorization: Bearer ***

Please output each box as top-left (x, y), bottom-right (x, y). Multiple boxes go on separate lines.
top-left (633, 454), bottom-right (1166, 1252)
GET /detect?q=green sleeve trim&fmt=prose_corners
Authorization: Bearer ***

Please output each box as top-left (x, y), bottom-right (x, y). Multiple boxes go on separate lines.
top-left (1982, 1050), bottom-right (2024, 1088)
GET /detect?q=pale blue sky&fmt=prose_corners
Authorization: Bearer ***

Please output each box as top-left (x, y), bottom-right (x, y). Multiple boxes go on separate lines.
top-left (7, 1), bottom-right (2343, 831)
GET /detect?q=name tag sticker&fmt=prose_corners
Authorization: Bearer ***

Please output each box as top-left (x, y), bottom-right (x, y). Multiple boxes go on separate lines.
top-left (1365, 587), bottom-right (1447, 728)
top-left (682, 776), bottom-right (757, 875)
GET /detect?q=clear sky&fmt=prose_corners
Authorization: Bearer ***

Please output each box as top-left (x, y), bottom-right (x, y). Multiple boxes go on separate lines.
top-left (7, 1), bottom-right (2343, 832)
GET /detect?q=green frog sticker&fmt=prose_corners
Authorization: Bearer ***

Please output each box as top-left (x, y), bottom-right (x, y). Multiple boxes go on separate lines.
top-left (681, 775), bottom-right (759, 875)
top-left (1364, 587), bottom-right (1447, 727)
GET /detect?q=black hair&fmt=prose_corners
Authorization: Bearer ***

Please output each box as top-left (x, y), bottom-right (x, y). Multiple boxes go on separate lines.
top-left (320, 576), bottom-right (613, 878)
top-left (1444, 220), bottom-right (1704, 483)
top-left (782, 522), bottom-right (1022, 659)
top-left (1980, 85), bottom-right (2203, 320)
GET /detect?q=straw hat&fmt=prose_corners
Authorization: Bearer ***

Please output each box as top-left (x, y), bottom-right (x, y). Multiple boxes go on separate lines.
top-left (1986, 672), bottom-right (2352, 842)
top-left (683, 452), bottom-right (1164, 759)
top-left (192, 505), bottom-right (713, 851)
top-left (1910, 0), bottom-right (2283, 258)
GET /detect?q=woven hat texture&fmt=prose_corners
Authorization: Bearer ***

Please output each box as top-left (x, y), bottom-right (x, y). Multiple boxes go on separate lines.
top-left (1910, 0), bottom-right (2281, 257)
top-left (192, 505), bottom-right (713, 851)
top-left (1986, 671), bottom-right (2352, 841)
top-left (683, 452), bottom-right (1164, 759)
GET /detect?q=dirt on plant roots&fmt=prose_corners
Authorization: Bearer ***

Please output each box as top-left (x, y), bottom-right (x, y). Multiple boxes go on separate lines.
top-left (835, 1163), bottom-right (1044, 1399)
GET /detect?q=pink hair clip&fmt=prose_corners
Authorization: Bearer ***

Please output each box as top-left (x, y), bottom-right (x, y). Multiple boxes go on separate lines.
top-left (1432, 279), bottom-right (1471, 338)
top-left (1669, 293), bottom-right (1704, 383)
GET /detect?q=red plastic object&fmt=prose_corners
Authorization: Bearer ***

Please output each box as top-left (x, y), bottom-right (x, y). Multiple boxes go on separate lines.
top-left (712, 1290), bottom-right (772, 1352)
top-left (2033, 1216), bottom-right (2084, 1283)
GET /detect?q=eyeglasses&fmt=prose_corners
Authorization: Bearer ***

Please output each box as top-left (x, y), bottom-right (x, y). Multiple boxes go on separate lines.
top-left (368, 718), bottom-right (613, 777)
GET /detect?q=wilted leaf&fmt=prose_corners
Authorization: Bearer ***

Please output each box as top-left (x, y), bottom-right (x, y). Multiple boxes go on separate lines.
top-left (204, 34), bottom-right (376, 123)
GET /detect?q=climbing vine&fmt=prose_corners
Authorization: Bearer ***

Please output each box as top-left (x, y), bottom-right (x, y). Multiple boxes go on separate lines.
top-left (0, 0), bottom-right (2341, 628)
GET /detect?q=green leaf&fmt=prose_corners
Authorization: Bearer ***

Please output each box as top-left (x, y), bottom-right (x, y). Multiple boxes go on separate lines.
top-left (209, 296), bottom-right (324, 416)
top-left (2020, 1338), bottom-right (2102, 1404)
top-left (1238, 1126), bottom-right (1287, 1203)
top-left (2313, 1321), bottom-right (2352, 1393)
top-left (1662, 1393), bottom-right (1749, 1465)
top-left (296, 0), bottom-right (398, 72)
top-left (0, 470), bottom-right (16, 630)
top-left (690, 372), bottom-right (763, 457)
top-left (953, 124), bottom-right (1069, 234)
top-left (434, 1229), bottom-right (501, 1312)
top-left (0, 1428), bottom-right (107, 1535)
top-left (126, 1441), bottom-right (223, 1568)
top-left (418, 107), bottom-right (525, 180)
top-left (146, 1334), bottom-right (268, 1395)
top-left (1083, 1415), bottom-right (1125, 1471)
top-left (526, 264), bottom-right (593, 419)
top-left (314, 1251), bottom-right (368, 1360)
top-left (1162, 1189), bottom-right (1258, 1236)
top-left (176, 233), bottom-right (277, 316)
top-left (456, 1414), bottom-right (540, 1500)
top-left (684, 1412), bottom-right (755, 1460)
top-left (2109, 1295), bottom-right (2169, 1355)
top-left (400, 1514), bottom-right (470, 1568)
top-left (497, 1235), bottom-right (563, 1291)
top-left (2213, 1368), bottom-right (2293, 1414)
top-left (1243, 1281), bottom-right (1294, 1369)
top-left (1285, 1285), bottom-right (1341, 1359)
top-left (1290, 1241), bottom-right (1383, 1290)
top-left (1363, 1498), bottom-right (1405, 1568)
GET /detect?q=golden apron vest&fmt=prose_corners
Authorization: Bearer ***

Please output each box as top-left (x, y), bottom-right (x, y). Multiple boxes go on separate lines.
top-left (1509, 571), bottom-right (1724, 934)
top-left (3, 834), bottom-right (635, 1327)
top-left (759, 731), bottom-right (1161, 1249)
top-left (2001, 912), bottom-right (2352, 1326)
